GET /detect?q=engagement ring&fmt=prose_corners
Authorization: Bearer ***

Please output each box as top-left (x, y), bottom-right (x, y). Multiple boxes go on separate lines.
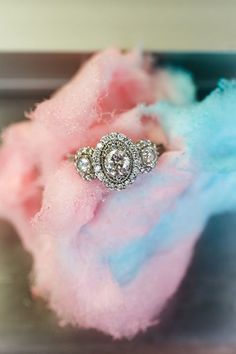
top-left (69, 132), bottom-right (164, 191)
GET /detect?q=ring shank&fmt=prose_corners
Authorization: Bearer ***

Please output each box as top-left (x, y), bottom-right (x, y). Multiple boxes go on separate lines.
top-left (155, 143), bottom-right (165, 156)
top-left (68, 143), bottom-right (165, 162)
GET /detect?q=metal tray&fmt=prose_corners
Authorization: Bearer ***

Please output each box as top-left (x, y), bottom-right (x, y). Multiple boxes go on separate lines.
top-left (0, 52), bottom-right (236, 354)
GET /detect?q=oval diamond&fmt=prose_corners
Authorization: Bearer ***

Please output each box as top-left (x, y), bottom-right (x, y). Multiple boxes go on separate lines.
top-left (141, 146), bottom-right (157, 165)
top-left (104, 148), bottom-right (131, 178)
top-left (77, 156), bottom-right (91, 173)
top-left (74, 147), bottom-right (95, 180)
top-left (93, 132), bottom-right (142, 190)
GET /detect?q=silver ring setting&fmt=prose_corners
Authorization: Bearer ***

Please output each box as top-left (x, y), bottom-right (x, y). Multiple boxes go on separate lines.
top-left (73, 132), bottom-right (163, 191)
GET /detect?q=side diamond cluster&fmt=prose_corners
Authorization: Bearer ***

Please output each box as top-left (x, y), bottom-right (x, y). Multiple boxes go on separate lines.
top-left (137, 140), bottom-right (160, 173)
top-left (74, 147), bottom-right (95, 181)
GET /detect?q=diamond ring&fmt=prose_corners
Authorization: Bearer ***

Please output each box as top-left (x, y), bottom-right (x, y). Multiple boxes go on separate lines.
top-left (69, 132), bottom-right (164, 191)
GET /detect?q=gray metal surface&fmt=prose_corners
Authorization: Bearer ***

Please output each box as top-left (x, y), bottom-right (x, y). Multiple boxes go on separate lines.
top-left (0, 53), bottom-right (236, 353)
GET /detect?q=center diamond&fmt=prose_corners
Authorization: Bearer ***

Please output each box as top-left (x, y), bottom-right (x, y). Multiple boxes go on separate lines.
top-left (104, 148), bottom-right (131, 179)
top-left (93, 132), bottom-right (142, 190)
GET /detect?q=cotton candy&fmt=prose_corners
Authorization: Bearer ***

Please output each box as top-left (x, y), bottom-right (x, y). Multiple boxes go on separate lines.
top-left (1, 49), bottom-right (234, 339)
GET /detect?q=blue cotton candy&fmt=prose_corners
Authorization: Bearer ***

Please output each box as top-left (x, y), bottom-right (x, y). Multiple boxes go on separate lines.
top-left (164, 66), bottom-right (196, 104)
top-left (108, 80), bottom-right (236, 286)
top-left (148, 79), bottom-right (236, 173)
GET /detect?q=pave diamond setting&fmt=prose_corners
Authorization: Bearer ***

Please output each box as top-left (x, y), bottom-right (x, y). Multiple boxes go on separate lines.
top-left (74, 147), bottom-right (95, 181)
top-left (137, 140), bottom-right (160, 173)
top-left (73, 132), bottom-right (163, 191)
top-left (93, 132), bottom-right (142, 190)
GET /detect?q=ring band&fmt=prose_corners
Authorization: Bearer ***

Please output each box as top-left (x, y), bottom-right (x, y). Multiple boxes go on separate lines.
top-left (69, 132), bottom-right (164, 191)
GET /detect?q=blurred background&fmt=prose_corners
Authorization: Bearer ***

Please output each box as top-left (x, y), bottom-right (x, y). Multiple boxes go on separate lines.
top-left (0, 1), bottom-right (236, 354)
top-left (0, 0), bottom-right (235, 52)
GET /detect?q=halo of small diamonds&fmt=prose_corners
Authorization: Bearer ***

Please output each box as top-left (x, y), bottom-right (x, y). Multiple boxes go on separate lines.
top-left (74, 147), bottom-right (95, 181)
top-left (93, 132), bottom-right (142, 191)
top-left (137, 140), bottom-right (160, 173)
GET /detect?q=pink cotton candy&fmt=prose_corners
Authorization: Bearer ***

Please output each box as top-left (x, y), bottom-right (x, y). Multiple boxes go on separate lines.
top-left (0, 49), bottom-right (196, 338)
